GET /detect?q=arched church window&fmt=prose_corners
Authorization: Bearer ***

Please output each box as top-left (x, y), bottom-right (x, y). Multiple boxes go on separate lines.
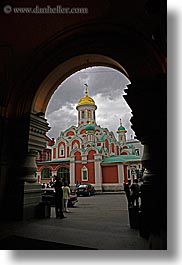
top-left (60, 144), bottom-right (64, 156)
top-left (41, 168), bottom-right (51, 179)
top-left (73, 143), bottom-right (78, 149)
top-left (45, 151), bottom-right (50, 161)
top-left (57, 167), bottom-right (70, 184)
top-left (82, 166), bottom-right (88, 181)
top-left (135, 149), bottom-right (140, 156)
top-left (81, 111), bottom-right (85, 119)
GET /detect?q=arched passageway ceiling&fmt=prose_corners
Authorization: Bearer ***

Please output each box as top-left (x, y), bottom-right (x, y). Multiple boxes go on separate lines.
top-left (7, 22), bottom-right (166, 117)
top-left (32, 54), bottom-right (130, 113)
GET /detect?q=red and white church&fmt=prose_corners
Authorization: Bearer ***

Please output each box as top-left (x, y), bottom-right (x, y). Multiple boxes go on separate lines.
top-left (36, 85), bottom-right (143, 191)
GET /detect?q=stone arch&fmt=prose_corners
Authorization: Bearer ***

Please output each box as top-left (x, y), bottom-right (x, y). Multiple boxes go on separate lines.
top-left (0, 15), bottom-right (166, 248)
top-left (32, 54), bottom-right (130, 115)
top-left (5, 21), bottom-right (165, 120)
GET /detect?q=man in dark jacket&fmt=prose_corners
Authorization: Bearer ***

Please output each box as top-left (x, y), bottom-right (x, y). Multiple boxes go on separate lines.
top-left (54, 176), bottom-right (66, 219)
top-left (130, 179), bottom-right (140, 207)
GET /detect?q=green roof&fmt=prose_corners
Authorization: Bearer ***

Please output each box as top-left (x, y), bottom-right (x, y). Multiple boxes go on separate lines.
top-left (127, 144), bottom-right (133, 148)
top-left (102, 155), bottom-right (141, 164)
top-left (37, 159), bottom-right (70, 165)
top-left (85, 123), bottom-right (95, 131)
top-left (117, 126), bottom-right (126, 131)
top-left (95, 146), bottom-right (102, 152)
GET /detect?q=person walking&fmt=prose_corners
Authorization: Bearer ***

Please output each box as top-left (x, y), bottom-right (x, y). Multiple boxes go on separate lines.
top-left (54, 176), bottom-right (66, 219)
top-left (62, 182), bottom-right (71, 213)
top-left (124, 182), bottom-right (131, 207)
top-left (130, 179), bottom-right (140, 207)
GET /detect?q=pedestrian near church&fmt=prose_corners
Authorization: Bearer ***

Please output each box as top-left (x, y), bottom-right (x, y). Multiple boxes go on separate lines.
top-left (130, 179), bottom-right (140, 207)
top-left (124, 181), bottom-right (131, 207)
top-left (54, 175), bottom-right (66, 219)
top-left (62, 182), bottom-right (71, 213)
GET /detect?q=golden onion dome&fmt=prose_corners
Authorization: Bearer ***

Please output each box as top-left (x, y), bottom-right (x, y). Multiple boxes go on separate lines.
top-left (77, 95), bottom-right (95, 107)
top-left (77, 84), bottom-right (96, 107)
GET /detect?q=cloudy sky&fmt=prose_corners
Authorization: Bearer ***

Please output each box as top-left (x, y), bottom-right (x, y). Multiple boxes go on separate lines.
top-left (45, 66), bottom-right (136, 140)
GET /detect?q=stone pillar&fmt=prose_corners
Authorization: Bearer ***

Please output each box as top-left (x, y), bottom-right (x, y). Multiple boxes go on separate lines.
top-left (22, 113), bottom-right (50, 219)
top-left (124, 74), bottom-right (167, 249)
top-left (21, 149), bottom-right (38, 183)
top-left (0, 115), bottom-right (30, 220)
top-left (139, 136), bottom-right (167, 248)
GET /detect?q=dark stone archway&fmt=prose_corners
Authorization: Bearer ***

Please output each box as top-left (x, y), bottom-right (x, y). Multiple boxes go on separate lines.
top-left (0, 0), bottom-right (166, 249)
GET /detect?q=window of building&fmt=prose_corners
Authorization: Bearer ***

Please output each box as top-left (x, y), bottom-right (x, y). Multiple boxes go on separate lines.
top-left (81, 111), bottom-right (85, 119)
top-left (82, 166), bottom-right (88, 181)
top-left (135, 149), bottom-right (140, 156)
top-left (45, 151), bottom-right (50, 161)
top-left (57, 167), bottom-right (70, 184)
top-left (41, 168), bottom-right (51, 179)
top-left (73, 143), bottom-right (78, 149)
top-left (60, 144), bottom-right (64, 156)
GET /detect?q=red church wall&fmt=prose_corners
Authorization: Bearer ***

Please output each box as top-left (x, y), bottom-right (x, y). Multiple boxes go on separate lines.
top-left (116, 146), bottom-right (120, 155)
top-left (105, 139), bottom-right (109, 151)
top-left (75, 151), bottom-right (95, 184)
top-left (80, 129), bottom-right (86, 134)
top-left (75, 151), bottom-right (81, 161)
top-left (75, 162), bottom-right (95, 184)
top-left (121, 152), bottom-right (128, 155)
top-left (102, 166), bottom-right (118, 183)
top-left (75, 150), bottom-right (82, 184)
top-left (123, 164), bottom-right (128, 183)
top-left (53, 148), bottom-right (56, 159)
top-left (67, 146), bottom-right (69, 157)
top-left (111, 143), bottom-right (114, 153)
top-left (45, 135), bottom-right (55, 146)
top-left (87, 162), bottom-right (95, 184)
top-left (66, 131), bottom-right (74, 136)
top-left (75, 163), bottom-right (82, 183)
top-left (88, 150), bottom-right (96, 160)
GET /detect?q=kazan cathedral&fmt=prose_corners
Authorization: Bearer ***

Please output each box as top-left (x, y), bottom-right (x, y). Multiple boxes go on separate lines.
top-left (36, 85), bottom-right (143, 191)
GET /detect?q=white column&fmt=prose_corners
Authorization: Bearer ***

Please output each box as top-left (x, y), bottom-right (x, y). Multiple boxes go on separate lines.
top-left (86, 110), bottom-right (88, 119)
top-left (117, 164), bottom-right (124, 187)
top-left (70, 157), bottom-right (75, 189)
top-left (94, 154), bottom-right (102, 191)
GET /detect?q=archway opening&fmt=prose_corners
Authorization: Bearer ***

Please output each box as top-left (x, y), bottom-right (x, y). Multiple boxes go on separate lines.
top-left (32, 54), bottom-right (130, 115)
top-left (34, 53), bottom-right (144, 200)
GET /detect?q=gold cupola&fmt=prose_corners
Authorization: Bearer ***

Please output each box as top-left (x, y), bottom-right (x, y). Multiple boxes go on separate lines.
top-left (76, 84), bottom-right (97, 126)
top-left (76, 84), bottom-right (96, 109)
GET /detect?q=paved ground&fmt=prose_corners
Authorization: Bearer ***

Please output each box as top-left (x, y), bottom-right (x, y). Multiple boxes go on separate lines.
top-left (0, 193), bottom-right (149, 250)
